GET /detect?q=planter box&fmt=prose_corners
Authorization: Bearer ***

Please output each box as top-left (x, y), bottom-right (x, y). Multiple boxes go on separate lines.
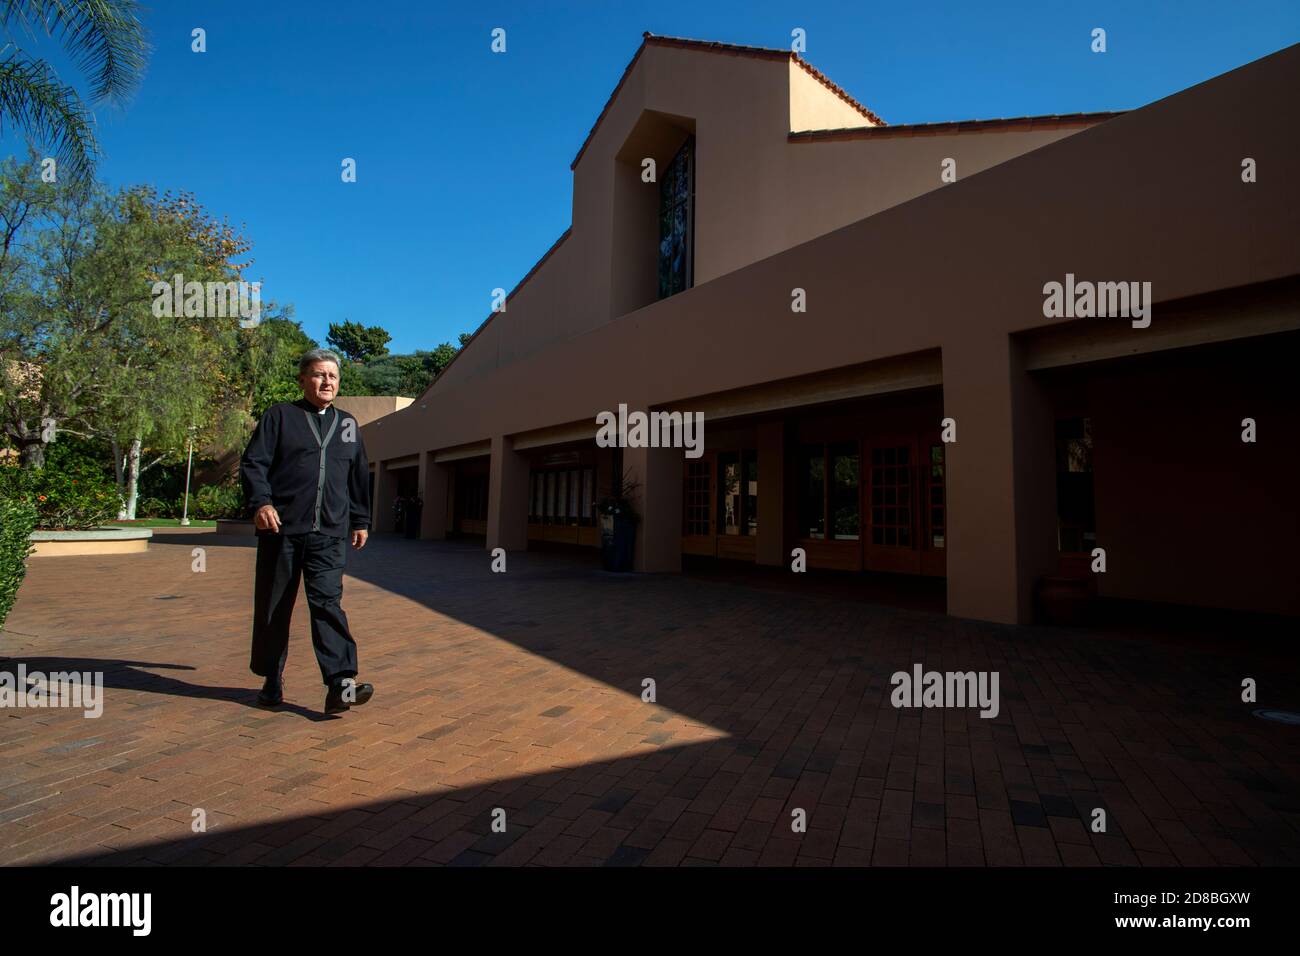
top-left (599, 513), bottom-right (637, 572)
top-left (29, 527), bottom-right (152, 557)
top-left (1035, 574), bottom-right (1098, 625)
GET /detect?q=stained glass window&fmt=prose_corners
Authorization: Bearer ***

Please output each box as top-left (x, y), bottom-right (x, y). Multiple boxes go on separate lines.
top-left (658, 137), bottom-right (695, 300)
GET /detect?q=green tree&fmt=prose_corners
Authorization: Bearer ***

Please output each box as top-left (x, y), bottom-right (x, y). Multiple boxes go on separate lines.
top-left (327, 319), bottom-right (390, 362)
top-left (0, 157), bottom-right (113, 469)
top-left (333, 337), bottom-right (470, 399)
top-left (430, 342), bottom-right (459, 375)
top-left (0, 163), bottom-right (260, 518)
top-left (0, 0), bottom-right (149, 184)
top-left (238, 310), bottom-right (317, 418)
top-left (76, 187), bottom-right (252, 516)
top-left (338, 357), bottom-right (397, 397)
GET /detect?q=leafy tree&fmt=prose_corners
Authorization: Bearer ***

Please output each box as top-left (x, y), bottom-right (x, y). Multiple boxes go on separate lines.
top-left (75, 186), bottom-right (252, 516)
top-left (236, 309), bottom-right (317, 418)
top-left (0, 151), bottom-right (56, 464)
top-left (0, 161), bottom-right (258, 517)
top-left (430, 342), bottom-right (459, 375)
top-left (335, 337), bottom-right (469, 399)
top-left (338, 357), bottom-right (399, 397)
top-left (327, 319), bottom-right (390, 362)
top-left (0, 0), bottom-right (149, 184)
top-left (0, 155), bottom-right (111, 469)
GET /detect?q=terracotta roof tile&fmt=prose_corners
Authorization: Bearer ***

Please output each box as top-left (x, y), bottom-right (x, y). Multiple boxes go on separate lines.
top-left (789, 111), bottom-right (1125, 142)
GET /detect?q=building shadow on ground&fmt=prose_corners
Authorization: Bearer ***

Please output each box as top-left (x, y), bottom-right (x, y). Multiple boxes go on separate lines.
top-left (11, 534), bottom-right (1300, 866)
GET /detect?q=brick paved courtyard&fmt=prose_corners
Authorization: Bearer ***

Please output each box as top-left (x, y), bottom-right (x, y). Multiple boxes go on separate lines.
top-left (2, 529), bottom-right (1298, 867)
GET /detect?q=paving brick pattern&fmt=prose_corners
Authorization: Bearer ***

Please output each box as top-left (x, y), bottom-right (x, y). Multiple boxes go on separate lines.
top-left (1, 530), bottom-right (1297, 867)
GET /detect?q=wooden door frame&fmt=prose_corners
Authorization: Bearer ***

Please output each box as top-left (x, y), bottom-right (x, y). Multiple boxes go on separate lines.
top-left (863, 431), bottom-right (922, 574)
top-left (714, 449), bottom-right (758, 562)
top-left (795, 440), bottom-right (862, 571)
top-left (918, 431), bottom-right (948, 578)
top-left (681, 451), bottom-right (717, 556)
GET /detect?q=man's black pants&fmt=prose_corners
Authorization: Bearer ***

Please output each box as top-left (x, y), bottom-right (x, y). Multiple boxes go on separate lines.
top-left (250, 532), bottom-right (358, 687)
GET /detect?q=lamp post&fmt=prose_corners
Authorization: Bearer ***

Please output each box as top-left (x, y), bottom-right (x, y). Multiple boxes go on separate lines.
top-left (179, 426), bottom-right (197, 527)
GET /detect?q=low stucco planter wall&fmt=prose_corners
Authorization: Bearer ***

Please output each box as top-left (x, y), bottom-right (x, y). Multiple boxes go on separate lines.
top-left (28, 527), bottom-right (153, 557)
top-left (214, 519), bottom-right (256, 536)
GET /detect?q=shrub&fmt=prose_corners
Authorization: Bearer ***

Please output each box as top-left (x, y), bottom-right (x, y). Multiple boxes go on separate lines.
top-left (139, 456), bottom-right (222, 507)
top-left (44, 435), bottom-right (115, 485)
top-left (0, 464), bottom-right (121, 530)
top-left (0, 496), bottom-right (37, 631)
top-left (136, 496), bottom-right (178, 519)
top-left (188, 482), bottom-right (245, 519)
top-left (595, 468), bottom-right (642, 522)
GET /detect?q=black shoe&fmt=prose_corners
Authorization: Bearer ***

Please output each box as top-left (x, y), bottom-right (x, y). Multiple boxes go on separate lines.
top-left (325, 678), bottom-right (373, 714)
top-left (256, 674), bottom-right (283, 706)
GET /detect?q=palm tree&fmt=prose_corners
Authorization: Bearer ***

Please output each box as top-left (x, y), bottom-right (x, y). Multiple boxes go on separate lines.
top-left (0, 0), bottom-right (148, 184)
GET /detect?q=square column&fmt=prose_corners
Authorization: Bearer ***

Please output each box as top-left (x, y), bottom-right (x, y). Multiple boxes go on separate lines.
top-left (487, 435), bottom-right (529, 552)
top-left (755, 420), bottom-right (785, 566)
top-left (943, 337), bottom-right (1057, 624)
top-left (371, 463), bottom-right (397, 534)
top-left (419, 452), bottom-right (451, 539)
top-left (622, 439), bottom-right (683, 573)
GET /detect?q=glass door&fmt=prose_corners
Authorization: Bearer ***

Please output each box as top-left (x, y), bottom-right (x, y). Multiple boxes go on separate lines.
top-left (864, 435), bottom-right (921, 574)
top-left (681, 452), bottom-right (716, 556)
top-left (920, 436), bottom-right (947, 577)
top-left (716, 449), bottom-right (759, 561)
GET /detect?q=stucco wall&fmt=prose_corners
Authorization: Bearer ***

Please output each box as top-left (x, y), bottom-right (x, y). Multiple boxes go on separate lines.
top-left (788, 59), bottom-right (876, 132)
top-left (333, 395), bottom-right (413, 427)
top-left (361, 42), bottom-right (1299, 624)
top-left (433, 42), bottom-right (1102, 390)
top-left (366, 43), bottom-right (1299, 461)
top-left (1088, 336), bottom-right (1299, 616)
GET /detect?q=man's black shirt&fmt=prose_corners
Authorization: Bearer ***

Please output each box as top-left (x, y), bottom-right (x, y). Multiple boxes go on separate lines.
top-left (240, 399), bottom-right (371, 537)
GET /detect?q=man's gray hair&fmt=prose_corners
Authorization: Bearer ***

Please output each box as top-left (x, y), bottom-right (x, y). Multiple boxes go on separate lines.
top-left (298, 348), bottom-right (342, 374)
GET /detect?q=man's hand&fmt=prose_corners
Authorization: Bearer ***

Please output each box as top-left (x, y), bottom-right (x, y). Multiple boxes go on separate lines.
top-left (351, 529), bottom-right (368, 550)
top-left (254, 504), bottom-right (282, 532)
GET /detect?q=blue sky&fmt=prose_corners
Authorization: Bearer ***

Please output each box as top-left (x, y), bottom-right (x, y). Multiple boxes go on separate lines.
top-left (6, 0), bottom-right (1297, 352)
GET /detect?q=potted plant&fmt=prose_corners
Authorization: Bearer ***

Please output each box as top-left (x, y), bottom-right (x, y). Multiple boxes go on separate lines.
top-left (404, 494), bottom-right (423, 539)
top-left (596, 469), bottom-right (641, 572)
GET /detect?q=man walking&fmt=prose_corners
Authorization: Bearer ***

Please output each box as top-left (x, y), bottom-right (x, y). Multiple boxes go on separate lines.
top-left (241, 349), bottom-right (375, 715)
